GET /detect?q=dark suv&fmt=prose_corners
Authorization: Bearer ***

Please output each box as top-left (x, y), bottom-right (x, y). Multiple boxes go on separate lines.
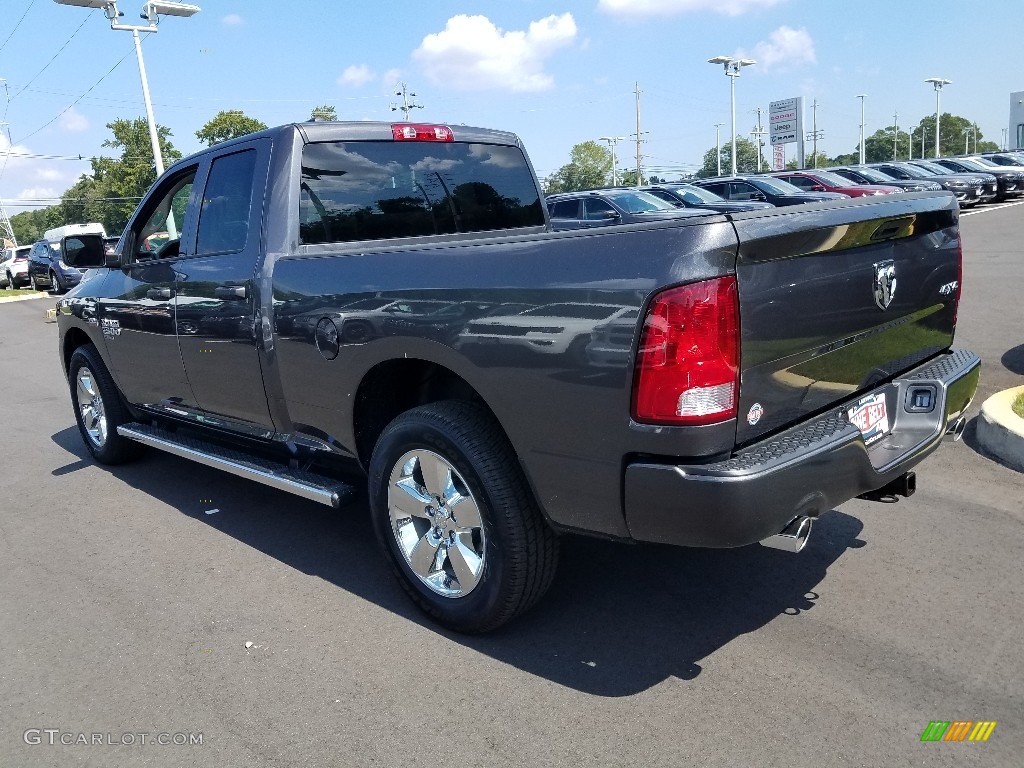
top-left (27, 239), bottom-right (90, 293)
top-left (868, 162), bottom-right (983, 206)
top-left (545, 189), bottom-right (707, 230)
top-left (930, 157), bottom-right (1022, 201)
top-left (640, 182), bottom-right (775, 212)
top-left (689, 175), bottom-right (848, 206)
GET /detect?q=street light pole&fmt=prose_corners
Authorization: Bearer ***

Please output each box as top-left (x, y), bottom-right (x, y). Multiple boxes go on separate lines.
top-left (714, 122), bottom-right (724, 176)
top-left (856, 94), bottom-right (866, 165)
top-left (708, 56), bottom-right (756, 176)
top-left (54, 1), bottom-right (201, 178)
top-left (599, 136), bottom-right (625, 186)
top-left (925, 77), bottom-right (951, 158)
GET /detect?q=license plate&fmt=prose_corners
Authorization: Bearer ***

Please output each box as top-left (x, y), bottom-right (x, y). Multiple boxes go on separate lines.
top-left (848, 392), bottom-right (890, 445)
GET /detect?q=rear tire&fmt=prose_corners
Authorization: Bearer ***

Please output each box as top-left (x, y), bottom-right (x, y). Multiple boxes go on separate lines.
top-left (68, 344), bottom-right (143, 465)
top-left (368, 400), bottom-right (559, 633)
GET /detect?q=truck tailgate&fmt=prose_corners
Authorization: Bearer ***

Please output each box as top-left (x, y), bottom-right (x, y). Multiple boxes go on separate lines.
top-left (730, 193), bottom-right (960, 445)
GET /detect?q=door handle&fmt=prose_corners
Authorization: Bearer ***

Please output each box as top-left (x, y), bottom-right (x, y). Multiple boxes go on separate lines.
top-left (147, 287), bottom-right (173, 300)
top-left (214, 285), bottom-right (248, 300)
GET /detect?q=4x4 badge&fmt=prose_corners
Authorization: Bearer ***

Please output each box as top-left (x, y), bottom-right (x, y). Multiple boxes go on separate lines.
top-left (873, 260), bottom-right (896, 310)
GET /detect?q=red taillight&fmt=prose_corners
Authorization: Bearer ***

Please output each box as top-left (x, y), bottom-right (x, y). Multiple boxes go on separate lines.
top-left (631, 277), bottom-right (740, 425)
top-left (391, 124), bottom-right (454, 142)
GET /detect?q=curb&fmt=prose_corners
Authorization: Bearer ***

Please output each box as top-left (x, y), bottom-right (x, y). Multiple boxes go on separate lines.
top-left (975, 386), bottom-right (1024, 474)
top-left (0, 292), bottom-right (54, 304)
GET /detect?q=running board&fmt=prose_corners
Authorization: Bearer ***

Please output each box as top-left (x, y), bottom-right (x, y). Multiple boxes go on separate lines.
top-left (117, 422), bottom-right (358, 509)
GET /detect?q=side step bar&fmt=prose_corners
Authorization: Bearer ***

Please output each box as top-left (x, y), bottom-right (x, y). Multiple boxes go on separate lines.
top-left (117, 423), bottom-right (358, 509)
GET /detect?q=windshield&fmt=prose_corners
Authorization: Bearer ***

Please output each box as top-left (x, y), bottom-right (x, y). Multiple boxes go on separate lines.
top-left (968, 157), bottom-right (1000, 168)
top-left (750, 176), bottom-right (802, 194)
top-left (913, 162), bottom-right (950, 176)
top-left (605, 191), bottom-right (678, 213)
top-left (848, 167), bottom-right (894, 183)
top-left (890, 164), bottom-right (930, 179)
top-left (810, 171), bottom-right (853, 187)
top-left (954, 158), bottom-right (989, 172)
top-left (664, 185), bottom-right (723, 203)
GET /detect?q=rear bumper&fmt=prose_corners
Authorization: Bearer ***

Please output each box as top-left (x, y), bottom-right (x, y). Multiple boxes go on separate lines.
top-left (624, 349), bottom-right (980, 548)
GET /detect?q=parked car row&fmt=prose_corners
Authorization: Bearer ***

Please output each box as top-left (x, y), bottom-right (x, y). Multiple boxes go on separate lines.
top-left (545, 151), bottom-right (1024, 231)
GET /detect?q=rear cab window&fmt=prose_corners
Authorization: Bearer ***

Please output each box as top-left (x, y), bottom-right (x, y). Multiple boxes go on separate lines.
top-left (299, 141), bottom-right (544, 244)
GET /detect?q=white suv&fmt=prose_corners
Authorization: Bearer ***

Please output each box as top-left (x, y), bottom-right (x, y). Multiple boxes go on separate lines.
top-left (1, 245), bottom-right (31, 289)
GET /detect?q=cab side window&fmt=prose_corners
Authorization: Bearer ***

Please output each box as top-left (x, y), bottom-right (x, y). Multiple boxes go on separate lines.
top-left (132, 167), bottom-right (197, 261)
top-left (196, 149), bottom-right (257, 256)
top-left (549, 200), bottom-right (580, 219)
top-left (784, 176), bottom-right (813, 190)
top-left (584, 198), bottom-right (616, 220)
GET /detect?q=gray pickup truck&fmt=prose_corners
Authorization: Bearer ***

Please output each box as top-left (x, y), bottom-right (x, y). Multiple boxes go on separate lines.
top-left (56, 121), bottom-right (979, 632)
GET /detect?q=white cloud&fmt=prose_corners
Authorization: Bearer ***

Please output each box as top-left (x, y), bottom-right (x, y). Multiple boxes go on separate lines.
top-left (598, 0), bottom-right (782, 17)
top-left (222, 14), bottom-right (243, 26)
top-left (35, 168), bottom-right (64, 181)
top-left (337, 65), bottom-right (375, 88)
top-left (59, 107), bottom-right (89, 133)
top-left (740, 25), bottom-right (816, 71)
top-left (412, 13), bottom-right (577, 92)
top-left (382, 68), bottom-right (403, 89)
top-left (16, 187), bottom-right (58, 200)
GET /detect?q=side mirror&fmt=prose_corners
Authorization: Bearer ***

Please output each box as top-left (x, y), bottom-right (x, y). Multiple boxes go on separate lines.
top-left (751, 192), bottom-right (767, 201)
top-left (61, 235), bottom-right (107, 268)
top-left (602, 211), bottom-right (621, 220)
top-left (811, 184), bottom-right (826, 192)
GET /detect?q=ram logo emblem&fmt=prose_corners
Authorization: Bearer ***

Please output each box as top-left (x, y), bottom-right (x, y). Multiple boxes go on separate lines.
top-left (873, 260), bottom-right (897, 311)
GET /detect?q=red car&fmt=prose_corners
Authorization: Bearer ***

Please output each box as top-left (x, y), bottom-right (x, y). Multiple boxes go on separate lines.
top-left (769, 170), bottom-right (903, 197)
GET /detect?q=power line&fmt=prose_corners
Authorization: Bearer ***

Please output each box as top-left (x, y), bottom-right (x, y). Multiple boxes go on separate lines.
top-left (0, 0), bottom-right (38, 56)
top-left (9, 10), bottom-right (96, 104)
top-left (15, 43), bottom-right (136, 146)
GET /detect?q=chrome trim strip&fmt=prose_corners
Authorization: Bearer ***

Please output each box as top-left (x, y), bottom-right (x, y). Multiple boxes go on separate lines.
top-left (117, 425), bottom-right (340, 507)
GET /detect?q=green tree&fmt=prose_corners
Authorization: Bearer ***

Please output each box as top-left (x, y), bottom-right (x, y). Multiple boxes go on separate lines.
top-left (906, 113), bottom-right (994, 159)
top-left (785, 151), bottom-right (830, 170)
top-left (618, 168), bottom-right (646, 187)
top-left (88, 118), bottom-right (182, 234)
top-left (310, 105), bottom-right (337, 121)
top-left (196, 110), bottom-right (268, 146)
top-left (544, 141), bottom-right (612, 192)
top-left (696, 137), bottom-right (766, 177)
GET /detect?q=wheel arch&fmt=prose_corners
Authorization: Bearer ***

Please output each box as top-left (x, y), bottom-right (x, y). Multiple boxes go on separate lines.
top-left (352, 357), bottom-right (503, 468)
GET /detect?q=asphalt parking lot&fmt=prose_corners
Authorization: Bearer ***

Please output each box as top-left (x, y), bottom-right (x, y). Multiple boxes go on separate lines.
top-left (1, 204), bottom-right (1022, 768)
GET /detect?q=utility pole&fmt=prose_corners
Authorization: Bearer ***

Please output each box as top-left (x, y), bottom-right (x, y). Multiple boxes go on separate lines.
top-left (714, 122), bottom-right (725, 176)
top-left (0, 202), bottom-right (16, 248)
top-left (632, 82), bottom-right (645, 186)
top-left (599, 136), bottom-right (626, 186)
top-left (391, 82), bottom-right (423, 121)
top-left (1003, 127), bottom-right (1009, 151)
top-left (893, 111), bottom-right (899, 160)
top-left (750, 108), bottom-right (767, 172)
top-left (805, 99), bottom-right (824, 168)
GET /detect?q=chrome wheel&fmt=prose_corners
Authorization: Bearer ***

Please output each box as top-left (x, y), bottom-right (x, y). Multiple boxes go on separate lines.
top-left (75, 366), bottom-right (108, 448)
top-left (388, 449), bottom-right (486, 598)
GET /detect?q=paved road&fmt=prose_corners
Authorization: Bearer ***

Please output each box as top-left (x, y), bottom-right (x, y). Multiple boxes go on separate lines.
top-left (1, 205), bottom-right (1021, 767)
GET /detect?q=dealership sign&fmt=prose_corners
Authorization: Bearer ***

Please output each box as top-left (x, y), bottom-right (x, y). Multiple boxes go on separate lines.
top-left (769, 96), bottom-right (805, 168)
top-left (769, 97), bottom-right (802, 145)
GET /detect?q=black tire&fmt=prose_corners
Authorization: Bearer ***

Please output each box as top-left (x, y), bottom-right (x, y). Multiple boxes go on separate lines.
top-left (30, 273), bottom-right (40, 291)
top-left (368, 400), bottom-right (559, 633)
top-left (68, 344), bottom-right (143, 465)
top-left (341, 319), bottom-right (372, 344)
top-left (50, 271), bottom-right (63, 294)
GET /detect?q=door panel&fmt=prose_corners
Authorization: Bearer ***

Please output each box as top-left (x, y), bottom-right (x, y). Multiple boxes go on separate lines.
top-left (175, 140), bottom-right (275, 432)
top-left (97, 166), bottom-right (200, 409)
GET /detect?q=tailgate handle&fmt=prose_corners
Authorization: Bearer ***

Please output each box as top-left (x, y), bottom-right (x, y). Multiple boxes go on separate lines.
top-left (214, 285), bottom-right (247, 300)
top-left (870, 216), bottom-right (915, 242)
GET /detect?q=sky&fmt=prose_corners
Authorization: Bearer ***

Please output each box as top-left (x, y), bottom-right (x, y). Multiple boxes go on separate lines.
top-left (1, 0), bottom-right (1022, 215)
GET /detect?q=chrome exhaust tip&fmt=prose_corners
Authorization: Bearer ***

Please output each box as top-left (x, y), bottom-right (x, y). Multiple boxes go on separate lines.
top-left (759, 515), bottom-right (813, 553)
top-left (946, 415), bottom-right (967, 442)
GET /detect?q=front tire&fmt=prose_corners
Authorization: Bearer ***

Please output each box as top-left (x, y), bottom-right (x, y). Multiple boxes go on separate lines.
top-left (68, 344), bottom-right (143, 465)
top-left (368, 401), bottom-right (559, 633)
top-left (50, 271), bottom-right (64, 293)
